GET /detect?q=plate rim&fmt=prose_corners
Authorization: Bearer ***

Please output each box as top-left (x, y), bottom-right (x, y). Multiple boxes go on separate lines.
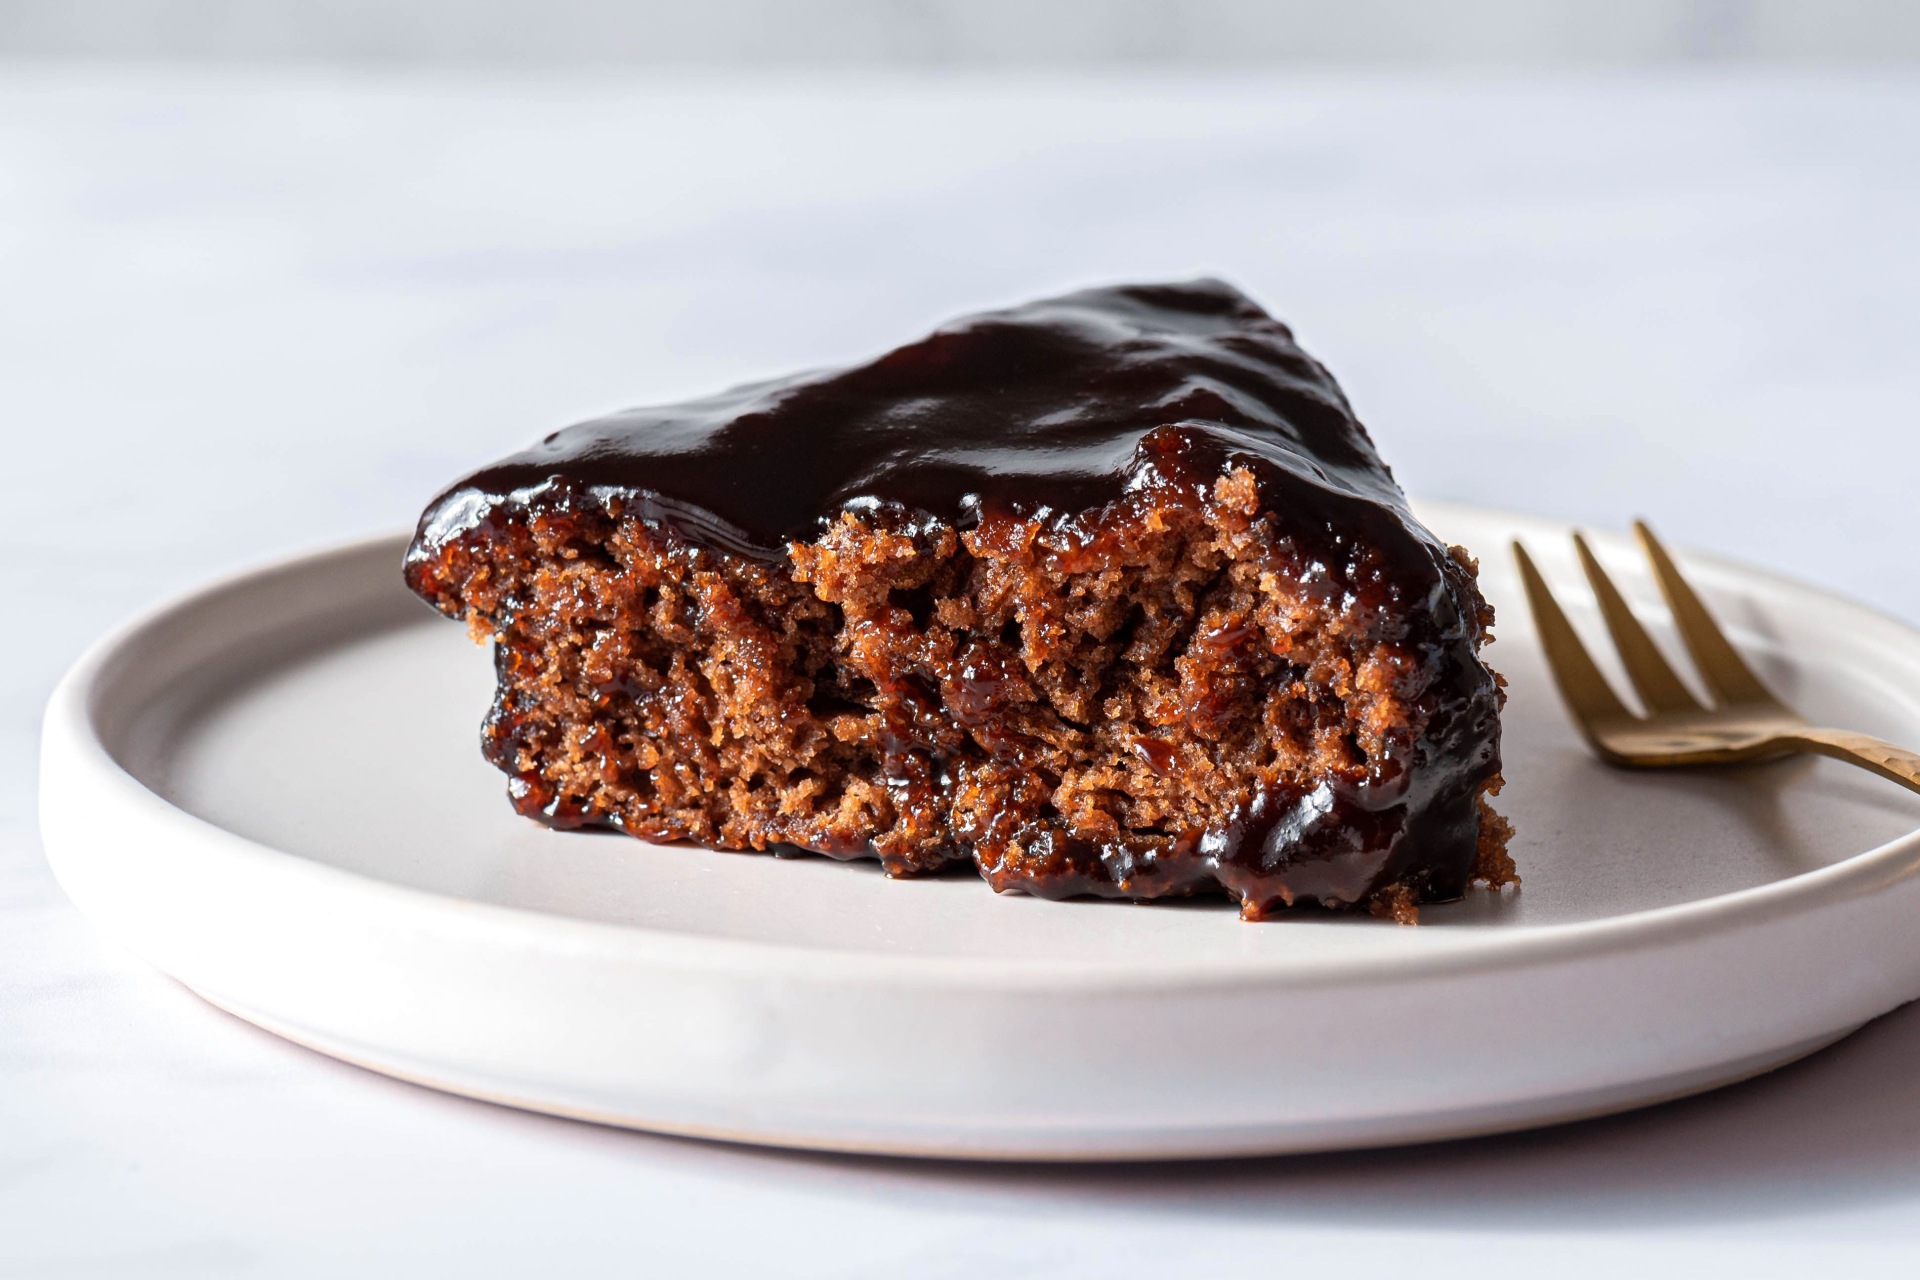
top-left (41, 503), bottom-right (1920, 994)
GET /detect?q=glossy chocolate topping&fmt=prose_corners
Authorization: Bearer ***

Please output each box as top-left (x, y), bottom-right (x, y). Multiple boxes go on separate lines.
top-left (414, 279), bottom-right (1438, 582)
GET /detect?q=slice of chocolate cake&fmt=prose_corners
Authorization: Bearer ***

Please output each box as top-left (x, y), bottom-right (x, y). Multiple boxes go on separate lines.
top-left (405, 280), bottom-right (1512, 922)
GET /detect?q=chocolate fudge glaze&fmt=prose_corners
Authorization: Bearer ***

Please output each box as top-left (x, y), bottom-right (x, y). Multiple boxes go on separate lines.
top-left (410, 279), bottom-right (1502, 914)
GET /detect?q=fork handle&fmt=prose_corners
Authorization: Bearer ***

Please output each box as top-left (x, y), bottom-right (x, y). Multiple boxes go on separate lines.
top-left (1786, 728), bottom-right (1920, 797)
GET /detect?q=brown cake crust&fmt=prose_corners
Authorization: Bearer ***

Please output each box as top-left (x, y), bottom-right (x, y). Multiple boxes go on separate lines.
top-left (405, 281), bottom-right (1511, 921)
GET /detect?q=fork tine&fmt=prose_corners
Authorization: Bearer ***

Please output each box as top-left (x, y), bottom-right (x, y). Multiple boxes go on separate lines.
top-left (1572, 533), bottom-right (1705, 714)
top-left (1512, 540), bottom-right (1637, 728)
top-left (1632, 521), bottom-right (1780, 708)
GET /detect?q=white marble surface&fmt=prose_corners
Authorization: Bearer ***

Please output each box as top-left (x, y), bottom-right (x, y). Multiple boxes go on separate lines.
top-left (5, 66), bottom-right (1920, 1275)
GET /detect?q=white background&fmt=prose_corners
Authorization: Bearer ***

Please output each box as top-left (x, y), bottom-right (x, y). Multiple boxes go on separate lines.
top-left (7, 0), bottom-right (1920, 65)
top-left (5, 59), bottom-right (1920, 1277)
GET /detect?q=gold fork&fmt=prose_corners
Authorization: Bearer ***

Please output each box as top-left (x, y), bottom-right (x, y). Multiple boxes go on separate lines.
top-left (1512, 522), bottom-right (1920, 795)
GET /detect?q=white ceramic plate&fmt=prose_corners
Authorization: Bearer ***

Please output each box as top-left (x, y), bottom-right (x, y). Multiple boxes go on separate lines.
top-left (39, 503), bottom-right (1920, 1160)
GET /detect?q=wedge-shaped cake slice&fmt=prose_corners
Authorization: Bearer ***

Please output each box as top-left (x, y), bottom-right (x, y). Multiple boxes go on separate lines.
top-left (405, 280), bottom-right (1512, 921)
